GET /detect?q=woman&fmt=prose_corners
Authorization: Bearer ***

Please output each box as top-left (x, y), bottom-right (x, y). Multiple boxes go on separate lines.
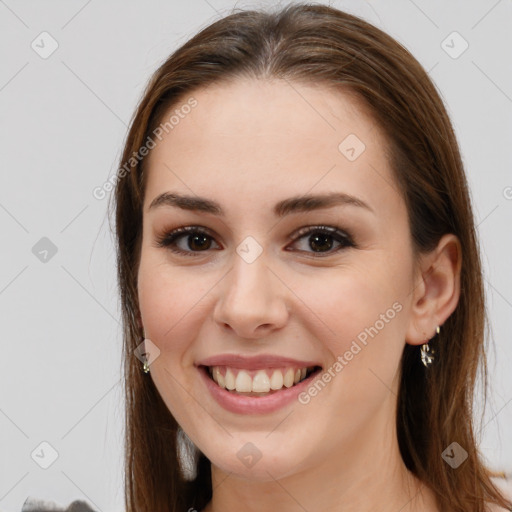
top-left (115, 3), bottom-right (512, 511)
top-left (117, 3), bottom-right (512, 512)
top-left (23, 3), bottom-right (512, 511)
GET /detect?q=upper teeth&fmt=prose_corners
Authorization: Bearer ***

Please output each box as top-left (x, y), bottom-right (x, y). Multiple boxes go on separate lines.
top-left (209, 366), bottom-right (312, 393)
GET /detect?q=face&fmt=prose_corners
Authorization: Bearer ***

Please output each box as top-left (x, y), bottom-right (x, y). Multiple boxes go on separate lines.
top-left (137, 79), bottom-right (419, 481)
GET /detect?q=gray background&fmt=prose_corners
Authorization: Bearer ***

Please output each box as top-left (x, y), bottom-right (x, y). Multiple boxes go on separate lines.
top-left (0, 1), bottom-right (511, 511)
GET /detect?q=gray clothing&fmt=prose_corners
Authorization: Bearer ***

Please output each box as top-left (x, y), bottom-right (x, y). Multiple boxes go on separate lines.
top-left (21, 497), bottom-right (97, 512)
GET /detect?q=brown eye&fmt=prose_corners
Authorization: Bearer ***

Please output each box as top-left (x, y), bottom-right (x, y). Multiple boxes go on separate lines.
top-left (186, 233), bottom-right (212, 251)
top-left (155, 226), bottom-right (220, 256)
top-left (287, 225), bottom-right (355, 256)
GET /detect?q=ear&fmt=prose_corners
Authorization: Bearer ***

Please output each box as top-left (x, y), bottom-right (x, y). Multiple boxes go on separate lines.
top-left (405, 233), bottom-right (462, 346)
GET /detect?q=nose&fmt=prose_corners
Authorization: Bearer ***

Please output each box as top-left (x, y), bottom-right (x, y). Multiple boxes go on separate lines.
top-left (213, 254), bottom-right (290, 339)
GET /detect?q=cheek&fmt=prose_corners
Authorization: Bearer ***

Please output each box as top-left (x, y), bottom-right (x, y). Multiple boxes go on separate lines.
top-left (305, 266), bottom-right (408, 343)
top-left (293, 270), bottom-right (409, 431)
top-left (298, 255), bottom-right (412, 391)
top-left (137, 255), bottom-right (218, 363)
top-left (137, 258), bottom-right (211, 415)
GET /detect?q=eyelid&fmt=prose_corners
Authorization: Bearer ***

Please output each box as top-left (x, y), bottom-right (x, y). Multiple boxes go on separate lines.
top-left (288, 224), bottom-right (354, 242)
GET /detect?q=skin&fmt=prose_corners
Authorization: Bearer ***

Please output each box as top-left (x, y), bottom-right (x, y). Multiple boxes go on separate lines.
top-left (137, 78), bottom-right (461, 512)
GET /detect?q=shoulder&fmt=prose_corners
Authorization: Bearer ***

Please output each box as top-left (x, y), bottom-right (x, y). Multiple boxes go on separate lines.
top-left (487, 475), bottom-right (512, 512)
top-left (21, 496), bottom-right (98, 512)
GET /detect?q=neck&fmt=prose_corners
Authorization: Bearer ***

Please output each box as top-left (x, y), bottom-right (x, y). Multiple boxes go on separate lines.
top-left (201, 399), bottom-right (438, 512)
top-left (204, 455), bottom-right (435, 512)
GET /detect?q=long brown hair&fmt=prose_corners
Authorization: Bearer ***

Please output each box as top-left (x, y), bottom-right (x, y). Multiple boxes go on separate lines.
top-left (110, 3), bottom-right (512, 511)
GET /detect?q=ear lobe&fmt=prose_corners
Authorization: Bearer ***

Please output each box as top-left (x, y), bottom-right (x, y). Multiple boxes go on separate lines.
top-left (405, 233), bottom-right (462, 346)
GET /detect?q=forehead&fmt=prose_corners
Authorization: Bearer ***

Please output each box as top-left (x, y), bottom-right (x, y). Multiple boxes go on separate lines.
top-left (143, 78), bottom-right (399, 216)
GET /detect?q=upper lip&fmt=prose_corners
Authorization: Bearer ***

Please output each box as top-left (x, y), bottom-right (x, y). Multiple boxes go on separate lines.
top-left (196, 354), bottom-right (322, 370)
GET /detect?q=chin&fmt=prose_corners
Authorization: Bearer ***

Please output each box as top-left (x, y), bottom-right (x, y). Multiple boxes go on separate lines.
top-left (199, 432), bottom-right (313, 482)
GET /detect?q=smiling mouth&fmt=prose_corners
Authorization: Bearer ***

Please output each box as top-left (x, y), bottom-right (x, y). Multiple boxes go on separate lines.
top-left (201, 365), bottom-right (323, 397)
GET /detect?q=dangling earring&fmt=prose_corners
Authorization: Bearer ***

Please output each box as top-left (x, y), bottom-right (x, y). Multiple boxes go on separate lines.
top-left (137, 329), bottom-right (151, 374)
top-left (420, 325), bottom-right (440, 368)
top-left (143, 353), bottom-right (150, 373)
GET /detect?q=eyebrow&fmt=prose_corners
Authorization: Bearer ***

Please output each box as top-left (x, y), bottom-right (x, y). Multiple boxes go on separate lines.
top-left (148, 191), bottom-right (374, 216)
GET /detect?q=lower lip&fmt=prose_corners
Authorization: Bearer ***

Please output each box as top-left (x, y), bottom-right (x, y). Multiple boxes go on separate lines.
top-left (198, 365), bottom-right (321, 415)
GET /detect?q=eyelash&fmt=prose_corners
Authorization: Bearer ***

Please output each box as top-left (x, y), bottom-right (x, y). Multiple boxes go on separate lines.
top-left (154, 225), bottom-right (356, 258)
